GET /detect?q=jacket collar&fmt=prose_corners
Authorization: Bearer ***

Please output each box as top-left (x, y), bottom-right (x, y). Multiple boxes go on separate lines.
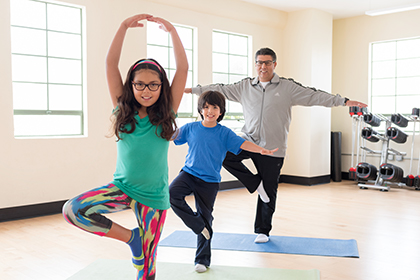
top-left (252, 73), bottom-right (280, 85)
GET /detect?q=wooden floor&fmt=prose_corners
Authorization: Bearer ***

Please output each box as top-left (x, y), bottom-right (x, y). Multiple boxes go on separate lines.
top-left (1, 180), bottom-right (420, 280)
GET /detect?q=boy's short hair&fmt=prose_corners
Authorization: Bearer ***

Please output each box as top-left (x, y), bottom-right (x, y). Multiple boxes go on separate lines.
top-left (197, 91), bottom-right (226, 122)
top-left (255, 47), bottom-right (277, 62)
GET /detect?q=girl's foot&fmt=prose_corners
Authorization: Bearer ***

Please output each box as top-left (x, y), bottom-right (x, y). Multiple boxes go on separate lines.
top-left (127, 228), bottom-right (144, 269)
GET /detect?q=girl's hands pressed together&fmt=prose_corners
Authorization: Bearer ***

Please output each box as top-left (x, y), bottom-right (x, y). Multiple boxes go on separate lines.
top-left (122, 14), bottom-right (153, 29)
top-left (147, 17), bottom-right (174, 33)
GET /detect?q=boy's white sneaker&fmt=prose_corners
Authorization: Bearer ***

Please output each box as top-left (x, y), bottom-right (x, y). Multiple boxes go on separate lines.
top-left (201, 227), bottom-right (210, 240)
top-left (254, 233), bottom-right (269, 243)
top-left (195, 264), bottom-right (207, 273)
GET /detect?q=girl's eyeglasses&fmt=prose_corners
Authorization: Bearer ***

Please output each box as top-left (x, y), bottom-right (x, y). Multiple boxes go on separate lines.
top-left (132, 82), bottom-right (162, 91)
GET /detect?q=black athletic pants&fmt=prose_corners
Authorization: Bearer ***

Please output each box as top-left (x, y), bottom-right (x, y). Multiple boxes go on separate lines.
top-left (223, 150), bottom-right (284, 236)
top-left (169, 170), bottom-right (219, 267)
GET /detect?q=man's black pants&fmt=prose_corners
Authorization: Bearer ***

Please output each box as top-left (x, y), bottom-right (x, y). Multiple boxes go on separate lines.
top-left (223, 150), bottom-right (284, 236)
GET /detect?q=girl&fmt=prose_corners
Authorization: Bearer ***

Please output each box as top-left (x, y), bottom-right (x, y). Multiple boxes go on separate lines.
top-left (62, 14), bottom-right (188, 280)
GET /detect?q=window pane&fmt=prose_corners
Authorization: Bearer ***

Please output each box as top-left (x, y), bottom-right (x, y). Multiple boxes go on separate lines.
top-left (47, 4), bottom-right (81, 33)
top-left (176, 117), bottom-right (197, 127)
top-left (227, 100), bottom-right (243, 113)
top-left (213, 32), bottom-right (228, 53)
top-left (229, 35), bottom-right (247, 55)
top-left (13, 82), bottom-right (48, 110)
top-left (372, 60), bottom-right (395, 79)
top-left (169, 49), bottom-right (192, 70)
top-left (147, 22), bottom-right (169, 46)
top-left (397, 58), bottom-right (420, 77)
top-left (396, 95), bottom-right (420, 114)
top-left (371, 78), bottom-right (395, 96)
top-left (186, 71), bottom-right (193, 88)
top-left (396, 77), bottom-right (420, 95)
top-left (229, 55), bottom-right (248, 75)
top-left (175, 26), bottom-right (193, 49)
top-left (372, 42), bottom-right (396, 61)
top-left (371, 96), bottom-right (395, 114)
top-left (178, 94), bottom-right (193, 114)
top-left (147, 45), bottom-right (169, 68)
top-left (213, 53), bottom-right (228, 73)
top-left (49, 84), bottom-right (82, 110)
top-left (213, 73), bottom-right (229, 84)
top-left (397, 39), bottom-right (420, 59)
top-left (11, 27), bottom-right (46, 56)
top-left (10, 0), bottom-right (46, 29)
top-left (229, 74), bottom-right (247, 84)
top-left (12, 54), bottom-right (47, 83)
top-left (48, 31), bottom-right (81, 59)
top-left (219, 119), bottom-right (244, 132)
top-left (168, 69), bottom-right (175, 83)
top-left (14, 115), bottom-right (82, 136)
top-left (48, 58), bottom-right (81, 84)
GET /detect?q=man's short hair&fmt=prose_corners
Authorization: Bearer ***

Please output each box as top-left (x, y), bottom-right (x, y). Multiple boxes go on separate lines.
top-left (255, 47), bottom-right (277, 62)
top-left (197, 91), bottom-right (226, 122)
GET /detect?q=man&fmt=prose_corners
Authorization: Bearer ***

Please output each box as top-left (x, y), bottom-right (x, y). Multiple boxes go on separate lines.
top-left (185, 47), bottom-right (367, 243)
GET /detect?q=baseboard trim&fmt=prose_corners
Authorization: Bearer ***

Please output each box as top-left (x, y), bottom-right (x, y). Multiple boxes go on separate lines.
top-left (0, 200), bottom-right (67, 222)
top-left (1, 174), bottom-right (341, 222)
top-left (219, 180), bottom-right (245, 191)
top-left (279, 174), bottom-right (331, 186)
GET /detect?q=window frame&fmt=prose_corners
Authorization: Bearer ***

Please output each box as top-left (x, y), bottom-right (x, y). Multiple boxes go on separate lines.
top-left (10, 0), bottom-right (87, 139)
top-left (146, 22), bottom-right (197, 119)
top-left (212, 29), bottom-right (252, 121)
top-left (369, 37), bottom-right (420, 116)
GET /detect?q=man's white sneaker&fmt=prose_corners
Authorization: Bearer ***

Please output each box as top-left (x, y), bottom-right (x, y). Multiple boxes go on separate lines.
top-left (254, 233), bottom-right (269, 243)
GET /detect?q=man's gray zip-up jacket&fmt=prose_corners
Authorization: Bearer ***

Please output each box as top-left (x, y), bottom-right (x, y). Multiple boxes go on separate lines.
top-left (191, 73), bottom-right (346, 158)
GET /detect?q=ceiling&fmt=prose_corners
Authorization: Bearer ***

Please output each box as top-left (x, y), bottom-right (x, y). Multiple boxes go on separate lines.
top-left (240, 0), bottom-right (420, 19)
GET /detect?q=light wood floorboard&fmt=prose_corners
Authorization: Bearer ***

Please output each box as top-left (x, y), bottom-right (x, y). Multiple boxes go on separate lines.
top-left (1, 180), bottom-right (420, 279)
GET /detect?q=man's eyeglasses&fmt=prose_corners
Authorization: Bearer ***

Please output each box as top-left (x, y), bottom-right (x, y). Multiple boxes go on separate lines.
top-left (132, 82), bottom-right (162, 91)
top-left (255, 60), bottom-right (275, 66)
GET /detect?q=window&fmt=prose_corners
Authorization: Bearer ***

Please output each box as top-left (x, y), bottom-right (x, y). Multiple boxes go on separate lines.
top-left (369, 38), bottom-right (420, 116)
top-left (147, 22), bottom-right (196, 126)
top-left (212, 30), bottom-right (251, 131)
top-left (10, 0), bottom-right (86, 138)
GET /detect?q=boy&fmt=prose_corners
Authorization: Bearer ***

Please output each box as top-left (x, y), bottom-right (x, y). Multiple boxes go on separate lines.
top-left (169, 91), bottom-right (277, 273)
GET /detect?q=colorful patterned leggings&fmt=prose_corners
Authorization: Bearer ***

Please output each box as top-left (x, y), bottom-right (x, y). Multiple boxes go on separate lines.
top-left (62, 183), bottom-right (166, 280)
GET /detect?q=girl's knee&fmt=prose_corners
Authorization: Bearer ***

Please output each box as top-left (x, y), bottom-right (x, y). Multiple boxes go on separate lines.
top-left (62, 199), bottom-right (73, 217)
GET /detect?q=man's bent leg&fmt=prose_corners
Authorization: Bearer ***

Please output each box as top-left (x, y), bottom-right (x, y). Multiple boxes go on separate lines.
top-left (223, 151), bottom-right (261, 193)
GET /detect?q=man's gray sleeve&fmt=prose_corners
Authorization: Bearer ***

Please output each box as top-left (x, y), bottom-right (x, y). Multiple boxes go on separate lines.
top-left (191, 80), bottom-right (248, 103)
top-left (288, 79), bottom-right (346, 107)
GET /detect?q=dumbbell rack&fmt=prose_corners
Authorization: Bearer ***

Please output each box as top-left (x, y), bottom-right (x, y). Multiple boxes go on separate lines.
top-left (349, 107), bottom-right (418, 191)
top-left (357, 115), bottom-right (406, 191)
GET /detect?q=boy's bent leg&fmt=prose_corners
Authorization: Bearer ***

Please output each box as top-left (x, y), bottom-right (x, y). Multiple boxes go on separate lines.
top-left (169, 171), bottom-right (205, 234)
top-left (222, 151), bottom-right (261, 193)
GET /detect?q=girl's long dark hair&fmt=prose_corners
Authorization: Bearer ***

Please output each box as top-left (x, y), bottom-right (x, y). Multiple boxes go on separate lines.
top-left (112, 58), bottom-right (177, 141)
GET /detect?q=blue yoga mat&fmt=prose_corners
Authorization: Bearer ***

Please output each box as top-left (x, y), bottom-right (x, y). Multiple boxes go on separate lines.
top-left (159, 231), bottom-right (359, 258)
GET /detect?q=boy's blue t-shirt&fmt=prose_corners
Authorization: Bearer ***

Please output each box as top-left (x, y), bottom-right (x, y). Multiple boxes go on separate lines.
top-left (174, 121), bottom-right (246, 183)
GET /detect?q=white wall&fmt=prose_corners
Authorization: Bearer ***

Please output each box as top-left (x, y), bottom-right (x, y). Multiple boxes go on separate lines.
top-left (0, 0), bottom-right (285, 208)
top-left (7, 0), bottom-right (416, 209)
top-left (281, 9), bottom-right (334, 177)
top-left (332, 9), bottom-right (420, 175)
